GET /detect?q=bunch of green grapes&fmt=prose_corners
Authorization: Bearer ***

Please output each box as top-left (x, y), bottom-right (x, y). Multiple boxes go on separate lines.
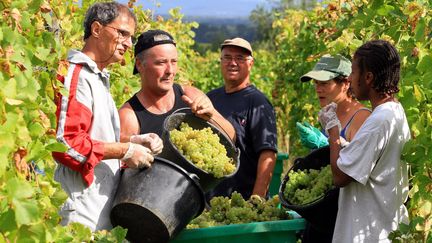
top-left (170, 122), bottom-right (235, 178)
top-left (186, 211), bottom-right (217, 229)
top-left (187, 192), bottom-right (291, 229)
top-left (283, 164), bottom-right (334, 205)
top-left (251, 195), bottom-right (289, 222)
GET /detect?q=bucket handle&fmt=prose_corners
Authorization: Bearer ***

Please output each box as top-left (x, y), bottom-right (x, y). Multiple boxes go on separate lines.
top-left (170, 107), bottom-right (234, 144)
top-left (188, 173), bottom-right (200, 184)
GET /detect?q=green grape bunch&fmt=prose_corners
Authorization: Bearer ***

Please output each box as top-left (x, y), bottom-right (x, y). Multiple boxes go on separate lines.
top-left (283, 165), bottom-right (334, 205)
top-left (187, 192), bottom-right (291, 229)
top-left (170, 122), bottom-right (236, 178)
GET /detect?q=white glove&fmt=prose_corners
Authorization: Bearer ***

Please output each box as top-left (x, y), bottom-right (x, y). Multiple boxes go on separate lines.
top-left (318, 102), bottom-right (342, 135)
top-left (122, 143), bottom-right (154, 169)
top-left (339, 136), bottom-right (350, 147)
top-left (130, 133), bottom-right (163, 155)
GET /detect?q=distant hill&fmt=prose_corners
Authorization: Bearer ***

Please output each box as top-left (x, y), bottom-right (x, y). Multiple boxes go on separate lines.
top-left (159, 14), bottom-right (257, 53)
top-left (187, 16), bottom-right (257, 53)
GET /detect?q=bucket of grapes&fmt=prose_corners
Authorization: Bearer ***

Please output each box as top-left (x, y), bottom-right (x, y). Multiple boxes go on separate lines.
top-left (111, 157), bottom-right (205, 243)
top-left (160, 108), bottom-right (240, 192)
top-left (279, 146), bottom-right (339, 233)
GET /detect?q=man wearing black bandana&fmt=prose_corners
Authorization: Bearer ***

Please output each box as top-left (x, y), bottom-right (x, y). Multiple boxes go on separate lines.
top-left (119, 30), bottom-right (235, 148)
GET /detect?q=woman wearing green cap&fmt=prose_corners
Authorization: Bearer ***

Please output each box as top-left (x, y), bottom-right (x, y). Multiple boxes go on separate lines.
top-left (297, 54), bottom-right (371, 148)
top-left (297, 54), bottom-right (371, 242)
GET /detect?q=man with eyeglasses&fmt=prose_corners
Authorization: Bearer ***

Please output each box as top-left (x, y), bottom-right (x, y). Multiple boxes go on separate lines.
top-left (205, 38), bottom-right (278, 200)
top-left (119, 29), bottom-right (235, 146)
top-left (52, 2), bottom-right (162, 231)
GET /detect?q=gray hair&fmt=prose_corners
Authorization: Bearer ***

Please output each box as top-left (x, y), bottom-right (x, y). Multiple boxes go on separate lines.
top-left (83, 1), bottom-right (136, 40)
top-left (136, 49), bottom-right (148, 62)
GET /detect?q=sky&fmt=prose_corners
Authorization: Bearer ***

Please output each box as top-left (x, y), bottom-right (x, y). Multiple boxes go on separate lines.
top-left (130, 0), bottom-right (270, 18)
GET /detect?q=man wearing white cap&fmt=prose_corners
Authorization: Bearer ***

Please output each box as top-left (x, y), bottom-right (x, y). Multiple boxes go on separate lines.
top-left (206, 37), bottom-right (278, 200)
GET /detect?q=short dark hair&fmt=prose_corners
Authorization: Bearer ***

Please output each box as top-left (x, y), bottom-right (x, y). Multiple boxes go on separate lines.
top-left (354, 40), bottom-right (400, 95)
top-left (333, 75), bottom-right (354, 98)
top-left (83, 2), bottom-right (136, 40)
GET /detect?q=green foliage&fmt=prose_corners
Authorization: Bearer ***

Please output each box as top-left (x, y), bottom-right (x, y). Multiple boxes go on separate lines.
top-left (0, 0), bottom-right (199, 241)
top-left (188, 51), bottom-right (223, 92)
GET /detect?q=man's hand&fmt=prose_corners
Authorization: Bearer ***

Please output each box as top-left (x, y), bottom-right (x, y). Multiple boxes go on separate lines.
top-left (122, 143), bottom-right (154, 169)
top-left (182, 94), bottom-right (215, 120)
top-left (318, 102), bottom-right (341, 135)
top-left (130, 133), bottom-right (163, 155)
top-left (296, 121), bottom-right (329, 149)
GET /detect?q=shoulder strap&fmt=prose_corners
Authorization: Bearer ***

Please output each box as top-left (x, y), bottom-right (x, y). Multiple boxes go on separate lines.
top-left (128, 94), bottom-right (143, 112)
top-left (173, 84), bottom-right (188, 109)
top-left (174, 83), bottom-right (185, 96)
top-left (127, 94), bottom-right (146, 133)
top-left (341, 107), bottom-right (372, 139)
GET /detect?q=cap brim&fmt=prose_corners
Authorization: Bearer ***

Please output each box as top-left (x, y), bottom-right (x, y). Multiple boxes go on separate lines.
top-left (300, 70), bottom-right (339, 82)
top-left (221, 44), bottom-right (252, 56)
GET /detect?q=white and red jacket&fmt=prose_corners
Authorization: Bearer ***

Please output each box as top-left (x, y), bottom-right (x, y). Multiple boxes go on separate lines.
top-left (52, 50), bottom-right (121, 230)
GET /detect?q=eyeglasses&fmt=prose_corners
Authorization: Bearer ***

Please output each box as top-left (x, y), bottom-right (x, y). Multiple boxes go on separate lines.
top-left (105, 25), bottom-right (136, 43)
top-left (220, 55), bottom-right (251, 64)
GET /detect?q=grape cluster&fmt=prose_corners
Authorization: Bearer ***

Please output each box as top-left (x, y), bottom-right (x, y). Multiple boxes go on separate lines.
top-left (170, 122), bottom-right (235, 178)
top-left (283, 164), bottom-right (334, 205)
top-left (187, 192), bottom-right (291, 229)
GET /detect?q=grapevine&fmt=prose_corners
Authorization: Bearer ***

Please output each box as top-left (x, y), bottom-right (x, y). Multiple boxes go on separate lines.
top-left (170, 122), bottom-right (236, 178)
top-left (0, 0), bottom-right (200, 241)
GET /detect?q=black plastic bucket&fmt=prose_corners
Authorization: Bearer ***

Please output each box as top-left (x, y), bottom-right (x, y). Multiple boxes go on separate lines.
top-left (110, 157), bottom-right (205, 243)
top-left (159, 108), bottom-right (240, 192)
top-left (279, 146), bottom-right (339, 233)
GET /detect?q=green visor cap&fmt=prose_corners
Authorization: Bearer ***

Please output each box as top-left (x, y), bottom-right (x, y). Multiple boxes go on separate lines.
top-left (300, 54), bottom-right (352, 82)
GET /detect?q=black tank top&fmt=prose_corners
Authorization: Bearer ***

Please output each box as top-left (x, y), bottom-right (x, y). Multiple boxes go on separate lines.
top-left (127, 83), bottom-right (188, 136)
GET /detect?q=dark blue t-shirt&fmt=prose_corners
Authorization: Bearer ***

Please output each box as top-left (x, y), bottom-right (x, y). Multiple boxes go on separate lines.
top-left (206, 85), bottom-right (278, 200)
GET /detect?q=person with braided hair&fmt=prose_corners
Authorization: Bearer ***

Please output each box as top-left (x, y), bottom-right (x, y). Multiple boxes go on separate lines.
top-left (298, 55), bottom-right (371, 243)
top-left (319, 40), bottom-right (410, 242)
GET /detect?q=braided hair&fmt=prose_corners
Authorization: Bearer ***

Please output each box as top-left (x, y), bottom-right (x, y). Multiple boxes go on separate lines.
top-left (354, 40), bottom-right (400, 95)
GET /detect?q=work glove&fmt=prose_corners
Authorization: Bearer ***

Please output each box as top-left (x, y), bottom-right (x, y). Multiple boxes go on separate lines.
top-left (296, 121), bottom-right (329, 149)
top-left (122, 143), bottom-right (154, 169)
top-left (339, 136), bottom-right (350, 148)
top-left (318, 102), bottom-right (342, 135)
top-left (130, 133), bottom-right (163, 155)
